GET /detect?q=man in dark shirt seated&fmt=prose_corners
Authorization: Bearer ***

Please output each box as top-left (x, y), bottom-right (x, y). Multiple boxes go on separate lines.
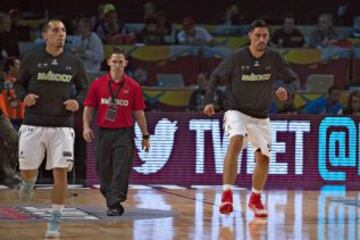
top-left (137, 17), bottom-right (165, 45)
top-left (0, 13), bottom-right (20, 57)
top-left (271, 15), bottom-right (305, 48)
top-left (188, 72), bottom-right (224, 112)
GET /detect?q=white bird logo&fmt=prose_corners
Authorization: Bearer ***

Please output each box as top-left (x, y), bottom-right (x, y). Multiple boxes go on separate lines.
top-left (134, 118), bottom-right (178, 174)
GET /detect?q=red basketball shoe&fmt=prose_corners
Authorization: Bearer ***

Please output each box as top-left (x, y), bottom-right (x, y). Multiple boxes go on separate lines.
top-left (219, 189), bottom-right (233, 214)
top-left (248, 192), bottom-right (268, 217)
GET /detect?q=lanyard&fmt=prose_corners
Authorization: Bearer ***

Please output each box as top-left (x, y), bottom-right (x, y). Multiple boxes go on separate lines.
top-left (107, 77), bottom-right (125, 106)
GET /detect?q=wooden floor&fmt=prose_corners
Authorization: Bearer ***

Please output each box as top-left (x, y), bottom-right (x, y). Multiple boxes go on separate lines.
top-left (0, 185), bottom-right (359, 239)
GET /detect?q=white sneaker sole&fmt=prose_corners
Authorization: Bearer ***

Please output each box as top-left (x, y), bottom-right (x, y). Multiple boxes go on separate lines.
top-left (45, 230), bottom-right (60, 239)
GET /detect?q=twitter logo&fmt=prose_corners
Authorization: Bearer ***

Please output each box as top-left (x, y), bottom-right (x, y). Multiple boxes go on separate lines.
top-left (134, 118), bottom-right (178, 174)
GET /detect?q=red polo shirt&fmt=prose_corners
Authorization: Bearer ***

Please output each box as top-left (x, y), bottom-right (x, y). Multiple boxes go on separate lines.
top-left (84, 73), bottom-right (145, 128)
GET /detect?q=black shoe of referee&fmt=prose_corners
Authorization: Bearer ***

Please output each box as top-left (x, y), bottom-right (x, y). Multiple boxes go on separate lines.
top-left (106, 204), bottom-right (124, 216)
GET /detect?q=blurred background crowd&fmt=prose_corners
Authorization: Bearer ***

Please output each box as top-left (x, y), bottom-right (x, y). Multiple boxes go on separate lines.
top-left (0, 0), bottom-right (360, 186)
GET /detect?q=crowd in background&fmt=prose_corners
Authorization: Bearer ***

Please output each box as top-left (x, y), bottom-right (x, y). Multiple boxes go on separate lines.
top-left (1, 1), bottom-right (359, 117)
top-left (0, 0), bottom-right (360, 186)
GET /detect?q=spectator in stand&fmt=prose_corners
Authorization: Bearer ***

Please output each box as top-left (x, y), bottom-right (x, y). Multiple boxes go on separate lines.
top-left (1, 57), bottom-right (24, 128)
top-left (302, 86), bottom-right (343, 114)
top-left (8, 8), bottom-right (31, 41)
top-left (177, 17), bottom-right (214, 45)
top-left (0, 68), bottom-right (21, 188)
top-left (96, 9), bottom-right (135, 44)
top-left (222, 4), bottom-right (244, 25)
top-left (336, 0), bottom-right (360, 26)
top-left (309, 14), bottom-right (338, 48)
top-left (137, 17), bottom-right (165, 45)
top-left (155, 11), bottom-right (172, 36)
top-left (71, 17), bottom-right (104, 73)
top-left (188, 72), bottom-right (224, 112)
top-left (338, 90), bottom-right (360, 116)
top-left (271, 15), bottom-right (305, 48)
top-left (0, 13), bottom-right (20, 57)
top-left (143, 1), bottom-right (157, 21)
top-left (92, 3), bottom-right (115, 31)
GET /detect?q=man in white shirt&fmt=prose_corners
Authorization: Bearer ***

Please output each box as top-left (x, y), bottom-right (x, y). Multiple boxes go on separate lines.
top-left (71, 17), bottom-right (104, 73)
top-left (177, 17), bottom-right (213, 45)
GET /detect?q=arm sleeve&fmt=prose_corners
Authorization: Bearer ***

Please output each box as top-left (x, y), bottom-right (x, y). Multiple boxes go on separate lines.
top-left (216, 89), bottom-right (225, 111)
top-left (274, 52), bottom-right (300, 95)
top-left (83, 80), bottom-right (98, 108)
top-left (73, 60), bottom-right (88, 105)
top-left (133, 85), bottom-right (145, 111)
top-left (14, 53), bottom-right (32, 101)
top-left (205, 53), bottom-right (235, 104)
top-left (85, 34), bottom-right (104, 63)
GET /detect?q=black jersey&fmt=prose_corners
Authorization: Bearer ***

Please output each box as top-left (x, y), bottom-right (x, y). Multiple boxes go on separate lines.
top-left (15, 48), bottom-right (88, 127)
top-left (205, 47), bottom-right (299, 118)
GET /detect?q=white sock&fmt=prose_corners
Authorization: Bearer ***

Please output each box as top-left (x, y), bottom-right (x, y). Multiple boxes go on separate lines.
top-left (223, 184), bottom-right (233, 191)
top-left (52, 204), bottom-right (64, 213)
top-left (22, 178), bottom-right (36, 184)
top-left (21, 179), bottom-right (36, 190)
top-left (252, 187), bottom-right (262, 194)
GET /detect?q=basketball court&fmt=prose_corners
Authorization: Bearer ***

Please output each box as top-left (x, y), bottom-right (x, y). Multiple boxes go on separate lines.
top-left (0, 185), bottom-right (358, 239)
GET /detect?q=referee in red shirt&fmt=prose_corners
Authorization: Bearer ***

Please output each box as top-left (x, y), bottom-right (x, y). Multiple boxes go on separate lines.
top-left (83, 47), bottom-right (150, 216)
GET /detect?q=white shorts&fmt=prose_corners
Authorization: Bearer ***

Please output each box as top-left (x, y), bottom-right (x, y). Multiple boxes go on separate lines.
top-left (223, 110), bottom-right (271, 157)
top-left (18, 125), bottom-right (75, 170)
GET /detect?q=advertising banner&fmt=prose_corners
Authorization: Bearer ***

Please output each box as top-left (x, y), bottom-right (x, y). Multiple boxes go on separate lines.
top-left (86, 113), bottom-right (360, 189)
